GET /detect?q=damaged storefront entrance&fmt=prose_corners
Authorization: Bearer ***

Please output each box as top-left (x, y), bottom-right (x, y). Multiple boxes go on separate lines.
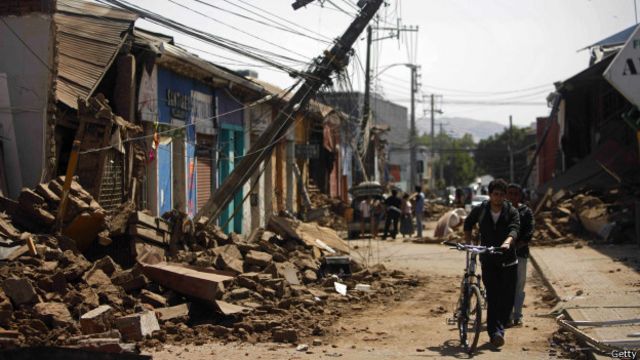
top-left (218, 125), bottom-right (244, 234)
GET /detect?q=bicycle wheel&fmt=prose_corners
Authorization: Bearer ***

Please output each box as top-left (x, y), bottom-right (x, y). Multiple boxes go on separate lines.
top-left (457, 284), bottom-right (483, 354)
top-left (466, 285), bottom-right (483, 353)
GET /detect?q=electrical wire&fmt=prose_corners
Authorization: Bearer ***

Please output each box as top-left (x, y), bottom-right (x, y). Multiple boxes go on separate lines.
top-left (99, 0), bottom-right (311, 78)
top-left (195, 0), bottom-right (332, 44)
top-left (169, 0), bottom-right (313, 63)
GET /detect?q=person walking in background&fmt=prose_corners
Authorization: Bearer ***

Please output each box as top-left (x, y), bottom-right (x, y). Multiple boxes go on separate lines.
top-left (507, 183), bottom-right (534, 327)
top-left (463, 179), bottom-right (520, 348)
top-left (400, 193), bottom-right (413, 237)
top-left (413, 186), bottom-right (425, 239)
top-left (358, 197), bottom-right (371, 239)
top-left (371, 197), bottom-right (384, 239)
top-left (383, 189), bottom-right (402, 239)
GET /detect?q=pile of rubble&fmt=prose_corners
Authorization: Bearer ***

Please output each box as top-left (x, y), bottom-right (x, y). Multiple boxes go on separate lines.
top-left (307, 191), bottom-right (348, 231)
top-left (0, 181), bottom-right (418, 353)
top-left (532, 185), bottom-right (639, 246)
top-left (424, 201), bottom-right (449, 221)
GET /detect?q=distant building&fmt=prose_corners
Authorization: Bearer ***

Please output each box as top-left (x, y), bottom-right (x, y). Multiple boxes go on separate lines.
top-left (319, 92), bottom-right (412, 190)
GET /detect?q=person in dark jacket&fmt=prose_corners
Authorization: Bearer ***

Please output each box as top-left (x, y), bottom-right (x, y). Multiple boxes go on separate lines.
top-left (463, 179), bottom-right (520, 348)
top-left (507, 183), bottom-right (534, 327)
top-left (382, 189), bottom-right (402, 239)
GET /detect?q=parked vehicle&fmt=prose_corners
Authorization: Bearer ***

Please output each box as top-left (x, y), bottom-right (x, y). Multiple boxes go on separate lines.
top-left (471, 194), bottom-right (490, 207)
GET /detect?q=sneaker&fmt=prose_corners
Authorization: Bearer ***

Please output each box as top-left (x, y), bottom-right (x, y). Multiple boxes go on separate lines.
top-left (512, 319), bottom-right (523, 327)
top-left (491, 333), bottom-right (505, 347)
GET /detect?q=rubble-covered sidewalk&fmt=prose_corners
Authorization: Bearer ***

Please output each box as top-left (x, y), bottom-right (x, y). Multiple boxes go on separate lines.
top-left (0, 178), bottom-right (419, 354)
top-left (531, 244), bottom-right (640, 354)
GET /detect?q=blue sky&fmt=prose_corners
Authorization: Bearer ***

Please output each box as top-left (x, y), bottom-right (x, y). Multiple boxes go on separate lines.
top-left (130, 0), bottom-right (638, 129)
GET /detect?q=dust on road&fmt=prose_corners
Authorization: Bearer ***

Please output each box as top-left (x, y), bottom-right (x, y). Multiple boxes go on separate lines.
top-left (148, 237), bottom-right (560, 359)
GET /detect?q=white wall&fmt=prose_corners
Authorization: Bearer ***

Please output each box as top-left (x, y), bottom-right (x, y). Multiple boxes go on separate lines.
top-left (0, 15), bottom-right (53, 196)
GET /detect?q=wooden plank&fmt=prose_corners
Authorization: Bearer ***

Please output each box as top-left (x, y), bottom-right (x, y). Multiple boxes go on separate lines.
top-left (534, 187), bottom-right (553, 216)
top-left (141, 262), bottom-right (234, 302)
top-left (128, 224), bottom-right (168, 245)
top-left (268, 216), bottom-right (350, 254)
top-left (0, 214), bottom-right (20, 238)
top-left (131, 212), bottom-right (170, 232)
top-left (155, 303), bottom-right (190, 321)
top-left (214, 300), bottom-right (251, 316)
top-left (544, 220), bottom-right (563, 238)
top-left (567, 318), bottom-right (640, 327)
top-left (6, 245), bottom-right (28, 261)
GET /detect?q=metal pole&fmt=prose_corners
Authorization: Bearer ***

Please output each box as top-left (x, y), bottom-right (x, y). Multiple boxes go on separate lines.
top-left (509, 115), bottom-right (514, 182)
top-left (194, 0), bottom-right (384, 224)
top-left (430, 94), bottom-right (435, 190)
top-left (439, 122), bottom-right (444, 183)
top-left (362, 26), bottom-right (372, 133)
top-left (410, 65), bottom-right (417, 190)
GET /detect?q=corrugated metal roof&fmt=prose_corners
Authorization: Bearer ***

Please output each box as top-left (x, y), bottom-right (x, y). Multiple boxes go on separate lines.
top-left (133, 28), bottom-right (263, 94)
top-left (54, 0), bottom-right (137, 109)
top-left (581, 24), bottom-right (638, 51)
top-left (57, 0), bottom-right (137, 22)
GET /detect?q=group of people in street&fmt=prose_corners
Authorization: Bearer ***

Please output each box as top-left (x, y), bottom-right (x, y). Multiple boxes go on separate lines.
top-left (357, 186), bottom-right (426, 240)
top-left (355, 178), bottom-right (534, 349)
top-left (463, 178), bottom-right (534, 348)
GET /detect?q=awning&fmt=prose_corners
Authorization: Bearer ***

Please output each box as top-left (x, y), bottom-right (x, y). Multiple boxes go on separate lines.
top-left (55, 0), bottom-right (137, 109)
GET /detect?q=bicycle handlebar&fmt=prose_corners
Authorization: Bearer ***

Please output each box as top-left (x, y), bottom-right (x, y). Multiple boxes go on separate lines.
top-left (441, 241), bottom-right (504, 255)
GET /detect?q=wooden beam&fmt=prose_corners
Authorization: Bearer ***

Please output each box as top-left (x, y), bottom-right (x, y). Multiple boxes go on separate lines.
top-left (141, 262), bottom-right (234, 302)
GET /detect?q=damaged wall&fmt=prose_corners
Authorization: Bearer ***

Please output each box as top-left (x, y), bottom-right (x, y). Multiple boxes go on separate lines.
top-left (0, 14), bottom-right (54, 197)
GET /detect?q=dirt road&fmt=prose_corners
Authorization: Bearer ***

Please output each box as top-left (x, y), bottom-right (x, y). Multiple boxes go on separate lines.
top-left (147, 227), bottom-right (559, 359)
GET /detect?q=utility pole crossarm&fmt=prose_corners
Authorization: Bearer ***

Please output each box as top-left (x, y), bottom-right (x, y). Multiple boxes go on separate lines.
top-left (195, 0), bottom-right (384, 225)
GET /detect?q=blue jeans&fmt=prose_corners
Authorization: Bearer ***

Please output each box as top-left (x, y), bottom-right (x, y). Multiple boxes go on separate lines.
top-left (512, 257), bottom-right (528, 321)
top-left (415, 211), bottom-right (423, 238)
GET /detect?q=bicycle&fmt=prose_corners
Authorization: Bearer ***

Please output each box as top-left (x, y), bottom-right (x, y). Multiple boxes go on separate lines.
top-left (443, 240), bottom-right (503, 355)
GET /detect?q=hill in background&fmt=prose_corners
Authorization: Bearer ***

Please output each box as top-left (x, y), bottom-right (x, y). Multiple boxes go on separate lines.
top-left (417, 116), bottom-right (505, 142)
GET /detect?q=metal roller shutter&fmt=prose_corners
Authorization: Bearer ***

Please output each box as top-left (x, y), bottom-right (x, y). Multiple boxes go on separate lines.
top-left (196, 135), bottom-right (214, 211)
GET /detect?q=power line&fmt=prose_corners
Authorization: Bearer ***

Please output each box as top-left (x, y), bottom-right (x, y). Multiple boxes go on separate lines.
top-left (191, 0), bottom-right (332, 44)
top-left (169, 0), bottom-right (312, 64)
top-left (99, 0), bottom-right (311, 78)
top-left (231, 0), bottom-right (333, 43)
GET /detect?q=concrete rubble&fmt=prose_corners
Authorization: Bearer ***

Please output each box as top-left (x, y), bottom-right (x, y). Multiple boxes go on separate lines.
top-left (0, 181), bottom-right (419, 354)
top-left (532, 185), bottom-right (639, 246)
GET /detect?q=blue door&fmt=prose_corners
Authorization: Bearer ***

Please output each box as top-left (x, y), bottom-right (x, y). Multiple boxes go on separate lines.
top-left (158, 141), bottom-right (172, 215)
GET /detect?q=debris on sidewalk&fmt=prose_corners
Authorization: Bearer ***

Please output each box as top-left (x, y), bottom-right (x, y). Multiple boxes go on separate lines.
top-left (532, 185), bottom-right (639, 246)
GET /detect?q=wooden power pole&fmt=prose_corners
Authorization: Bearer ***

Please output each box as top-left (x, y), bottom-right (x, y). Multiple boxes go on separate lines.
top-left (195, 0), bottom-right (384, 225)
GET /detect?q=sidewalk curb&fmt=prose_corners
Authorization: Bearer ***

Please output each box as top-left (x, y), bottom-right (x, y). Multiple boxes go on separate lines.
top-left (528, 251), bottom-right (562, 303)
top-left (529, 250), bottom-right (605, 360)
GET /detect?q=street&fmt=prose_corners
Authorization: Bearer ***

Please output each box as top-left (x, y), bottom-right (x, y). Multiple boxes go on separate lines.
top-left (147, 223), bottom-right (560, 359)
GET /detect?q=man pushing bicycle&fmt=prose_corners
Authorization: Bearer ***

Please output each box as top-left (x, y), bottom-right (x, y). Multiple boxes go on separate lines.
top-left (463, 178), bottom-right (520, 348)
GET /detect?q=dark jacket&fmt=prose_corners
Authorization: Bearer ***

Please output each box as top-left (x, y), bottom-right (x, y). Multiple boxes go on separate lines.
top-left (514, 203), bottom-right (534, 258)
top-left (384, 195), bottom-right (402, 216)
top-left (463, 200), bottom-right (520, 266)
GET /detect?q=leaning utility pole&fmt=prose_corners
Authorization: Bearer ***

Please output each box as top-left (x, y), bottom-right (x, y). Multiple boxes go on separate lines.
top-left (362, 25), bottom-right (372, 135)
top-left (195, 0), bottom-right (384, 225)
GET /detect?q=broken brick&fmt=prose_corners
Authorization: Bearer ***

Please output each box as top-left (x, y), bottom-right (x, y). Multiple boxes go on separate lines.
top-left (245, 250), bottom-right (272, 268)
top-left (79, 305), bottom-right (113, 335)
top-left (33, 302), bottom-right (73, 327)
top-left (2, 278), bottom-right (38, 306)
top-left (115, 311), bottom-right (160, 341)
